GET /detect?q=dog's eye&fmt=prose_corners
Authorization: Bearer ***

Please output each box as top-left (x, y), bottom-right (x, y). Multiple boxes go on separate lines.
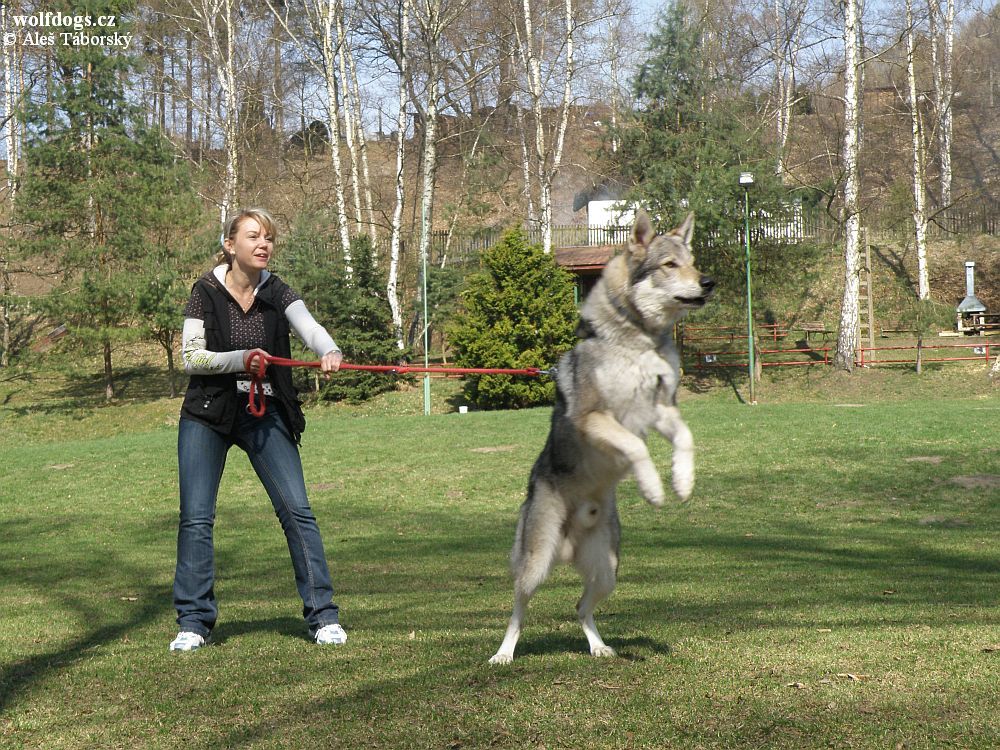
top-left (662, 260), bottom-right (678, 269)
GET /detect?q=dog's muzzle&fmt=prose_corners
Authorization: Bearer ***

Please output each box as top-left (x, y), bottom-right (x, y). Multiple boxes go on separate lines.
top-left (676, 276), bottom-right (716, 307)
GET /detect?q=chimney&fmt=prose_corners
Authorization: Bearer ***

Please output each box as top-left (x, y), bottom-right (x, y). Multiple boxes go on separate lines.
top-left (957, 261), bottom-right (987, 314)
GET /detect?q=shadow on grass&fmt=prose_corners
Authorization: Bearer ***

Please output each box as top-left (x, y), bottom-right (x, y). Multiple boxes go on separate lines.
top-left (211, 616), bottom-right (309, 645)
top-left (513, 632), bottom-right (672, 662)
top-left (3, 364), bottom-right (180, 417)
top-left (0, 584), bottom-right (168, 716)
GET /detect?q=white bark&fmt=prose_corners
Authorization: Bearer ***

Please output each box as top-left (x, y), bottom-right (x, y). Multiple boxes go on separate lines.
top-left (323, 0), bottom-right (352, 271)
top-left (411, 0), bottom-right (447, 353)
top-left (345, 40), bottom-right (377, 243)
top-left (907, 0), bottom-right (930, 300)
top-left (2, 2), bottom-right (19, 200)
top-left (930, 0), bottom-right (954, 207)
top-left (774, 0), bottom-right (803, 179)
top-left (167, 0), bottom-right (241, 221)
top-left (337, 11), bottom-right (364, 236)
top-left (266, 0), bottom-right (353, 266)
top-left (515, 0), bottom-right (575, 254)
top-left (834, 0), bottom-right (863, 372)
top-left (388, 0), bottom-right (411, 351)
top-left (0, 1), bottom-right (18, 368)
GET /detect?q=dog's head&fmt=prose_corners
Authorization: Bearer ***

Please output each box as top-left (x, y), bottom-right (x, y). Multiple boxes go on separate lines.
top-left (623, 211), bottom-right (715, 330)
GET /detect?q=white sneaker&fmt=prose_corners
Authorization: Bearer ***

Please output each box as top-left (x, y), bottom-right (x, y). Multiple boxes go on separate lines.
top-left (314, 623), bottom-right (347, 645)
top-left (169, 631), bottom-right (207, 652)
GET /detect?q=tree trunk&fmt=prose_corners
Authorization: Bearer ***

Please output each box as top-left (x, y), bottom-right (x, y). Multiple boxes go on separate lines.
top-left (1, 1), bottom-right (19, 367)
top-left (907, 0), bottom-right (929, 300)
top-left (345, 40), bottom-right (376, 242)
top-left (834, 0), bottom-right (862, 372)
top-left (517, 0), bottom-right (574, 254)
top-left (940, 0), bottom-right (954, 207)
top-left (387, 0), bottom-right (410, 352)
top-left (167, 337), bottom-right (178, 398)
top-left (774, 0), bottom-right (802, 178)
top-left (321, 0), bottom-right (352, 271)
top-left (104, 338), bottom-right (115, 401)
top-left (336, 11), bottom-right (364, 236)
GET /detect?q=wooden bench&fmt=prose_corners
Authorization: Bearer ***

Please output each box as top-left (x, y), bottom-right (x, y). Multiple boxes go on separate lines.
top-left (799, 321), bottom-right (832, 341)
top-left (880, 325), bottom-right (917, 337)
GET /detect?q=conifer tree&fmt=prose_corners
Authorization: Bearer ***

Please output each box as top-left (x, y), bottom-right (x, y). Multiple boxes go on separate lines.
top-left (14, 0), bottom-right (199, 400)
top-left (614, 0), bottom-right (787, 285)
top-left (450, 227), bottom-right (577, 410)
top-left (280, 225), bottom-right (401, 403)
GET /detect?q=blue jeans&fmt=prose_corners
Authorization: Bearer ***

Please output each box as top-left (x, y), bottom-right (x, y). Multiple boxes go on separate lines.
top-left (173, 400), bottom-right (339, 638)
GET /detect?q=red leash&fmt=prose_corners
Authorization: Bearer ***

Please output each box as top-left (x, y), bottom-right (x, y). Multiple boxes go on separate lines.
top-left (244, 352), bottom-right (545, 417)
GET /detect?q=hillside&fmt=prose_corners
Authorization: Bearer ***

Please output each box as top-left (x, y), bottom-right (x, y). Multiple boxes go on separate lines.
top-left (688, 232), bottom-right (999, 334)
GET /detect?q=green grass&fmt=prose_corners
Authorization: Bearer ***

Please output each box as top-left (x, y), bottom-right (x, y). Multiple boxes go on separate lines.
top-left (2, 371), bottom-right (1000, 748)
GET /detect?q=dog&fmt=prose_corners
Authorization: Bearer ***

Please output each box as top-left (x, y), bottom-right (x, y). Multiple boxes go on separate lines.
top-left (489, 211), bottom-right (714, 664)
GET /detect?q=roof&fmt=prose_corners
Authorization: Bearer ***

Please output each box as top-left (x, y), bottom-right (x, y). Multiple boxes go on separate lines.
top-left (554, 245), bottom-right (617, 272)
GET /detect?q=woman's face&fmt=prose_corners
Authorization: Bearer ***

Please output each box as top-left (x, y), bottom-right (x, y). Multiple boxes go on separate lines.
top-left (226, 217), bottom-right (274, 273)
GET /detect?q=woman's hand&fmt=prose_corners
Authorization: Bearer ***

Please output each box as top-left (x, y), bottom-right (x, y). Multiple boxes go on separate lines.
top-left (243, 348), bottom-right (269, 376)
top-left (320, 350), bottom-right (343, 377)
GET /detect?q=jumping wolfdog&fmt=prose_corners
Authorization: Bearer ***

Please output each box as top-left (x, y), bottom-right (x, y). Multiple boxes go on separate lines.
top-left (489, 211), bottom-right (715, 664)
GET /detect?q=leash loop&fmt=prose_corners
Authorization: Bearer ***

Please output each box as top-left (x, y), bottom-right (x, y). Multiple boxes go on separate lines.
top-left (245, 350), bottom-right (268, 417)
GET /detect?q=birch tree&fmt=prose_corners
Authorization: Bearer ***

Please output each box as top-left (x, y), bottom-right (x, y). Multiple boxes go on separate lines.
top-left (906, 0), bottom-right (930, 299)
top-left (834, 0), bottom-right (863, 372)
top-left (413, 0), bottom-right (446, 349)
top-left (387, 0), bottom-right (411, 351)
top-left (266, 0), bottom-right (353, 266)
top-left (928, 0), bottom-right (954, 207)
top-left (773, 0), bottom-right (805, 178)
top-left (343, 32), bottom-right (377, 242)
top-left (514, 0), bottom-right (576, 254)
top-left (162, 0), bottom-right (243, 223)
top-left (0, 1), bottom-right (20, 367)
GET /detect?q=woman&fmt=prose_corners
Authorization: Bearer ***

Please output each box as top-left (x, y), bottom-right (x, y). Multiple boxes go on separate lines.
top-left (170, 208), bottom-right (346, 651)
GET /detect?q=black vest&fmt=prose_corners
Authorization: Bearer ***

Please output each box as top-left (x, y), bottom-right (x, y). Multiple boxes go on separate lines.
top-left (180, 272), bottom-right (307, 443)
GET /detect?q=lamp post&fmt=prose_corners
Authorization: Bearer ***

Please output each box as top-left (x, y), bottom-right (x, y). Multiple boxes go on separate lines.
top-left (739, 172), bottom-right (757, 405)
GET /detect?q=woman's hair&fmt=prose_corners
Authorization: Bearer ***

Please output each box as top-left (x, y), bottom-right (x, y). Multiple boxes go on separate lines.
top-left (213, 208), bottom-right (279, 267)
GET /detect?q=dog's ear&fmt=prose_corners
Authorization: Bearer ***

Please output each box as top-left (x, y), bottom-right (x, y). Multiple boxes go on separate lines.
top-left (630, 211), bottom-right (655, 259)
top-left (670, 212), bottom-right (695, 246)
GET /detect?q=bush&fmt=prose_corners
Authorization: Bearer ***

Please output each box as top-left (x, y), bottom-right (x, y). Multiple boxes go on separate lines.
top-left (450, 227), bottom-right (578, 409)
top-left (279, 219), bottom-right (403, 403)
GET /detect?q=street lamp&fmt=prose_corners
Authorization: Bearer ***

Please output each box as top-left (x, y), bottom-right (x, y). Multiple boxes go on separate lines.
top-left (739, 172), bottom-right (757, 405)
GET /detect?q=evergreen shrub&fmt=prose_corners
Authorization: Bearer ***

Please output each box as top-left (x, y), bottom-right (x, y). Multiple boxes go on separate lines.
top-left (279, 219), bottom-right (403, 403)
top-left (450, 227), bottom-right (578, 410)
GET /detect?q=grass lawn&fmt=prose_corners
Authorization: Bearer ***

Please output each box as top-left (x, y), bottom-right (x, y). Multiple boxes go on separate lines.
top-left (1, 370), bottom-right (999, 749)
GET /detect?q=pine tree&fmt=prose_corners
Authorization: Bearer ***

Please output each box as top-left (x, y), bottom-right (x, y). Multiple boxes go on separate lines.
top-left (14, 0), bottom-right (199, 400)
top-left (614, 0), bottom-right (787, 286)
top-left (280, 224), bottom-right (402, 403)
top-left (450, 227), bottom-right (577, 410)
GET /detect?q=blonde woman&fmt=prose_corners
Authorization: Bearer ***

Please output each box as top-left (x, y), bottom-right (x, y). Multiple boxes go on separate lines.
top-left (170, 208), bottom-right (345, 651)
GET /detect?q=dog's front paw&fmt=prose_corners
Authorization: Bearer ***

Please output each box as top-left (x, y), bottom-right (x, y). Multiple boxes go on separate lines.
top-left (672, 455), bottom-right (694, 503)
top-left (488, 651), bottom-right (514, 665)
top-left (646, 491), bottom-right (666, 508)
top-left (636, 466), bottom-right (666, 507)
top-left (591, 645), bottom-right (617, 658)
top-left (672, 476), bottom-right (693, 503)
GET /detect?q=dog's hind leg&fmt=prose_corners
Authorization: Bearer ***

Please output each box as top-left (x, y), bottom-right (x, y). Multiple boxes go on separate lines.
top-left (489, 482), bottom-right (566, 665)
top-left (574, 504), bottom-right (620, 658)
